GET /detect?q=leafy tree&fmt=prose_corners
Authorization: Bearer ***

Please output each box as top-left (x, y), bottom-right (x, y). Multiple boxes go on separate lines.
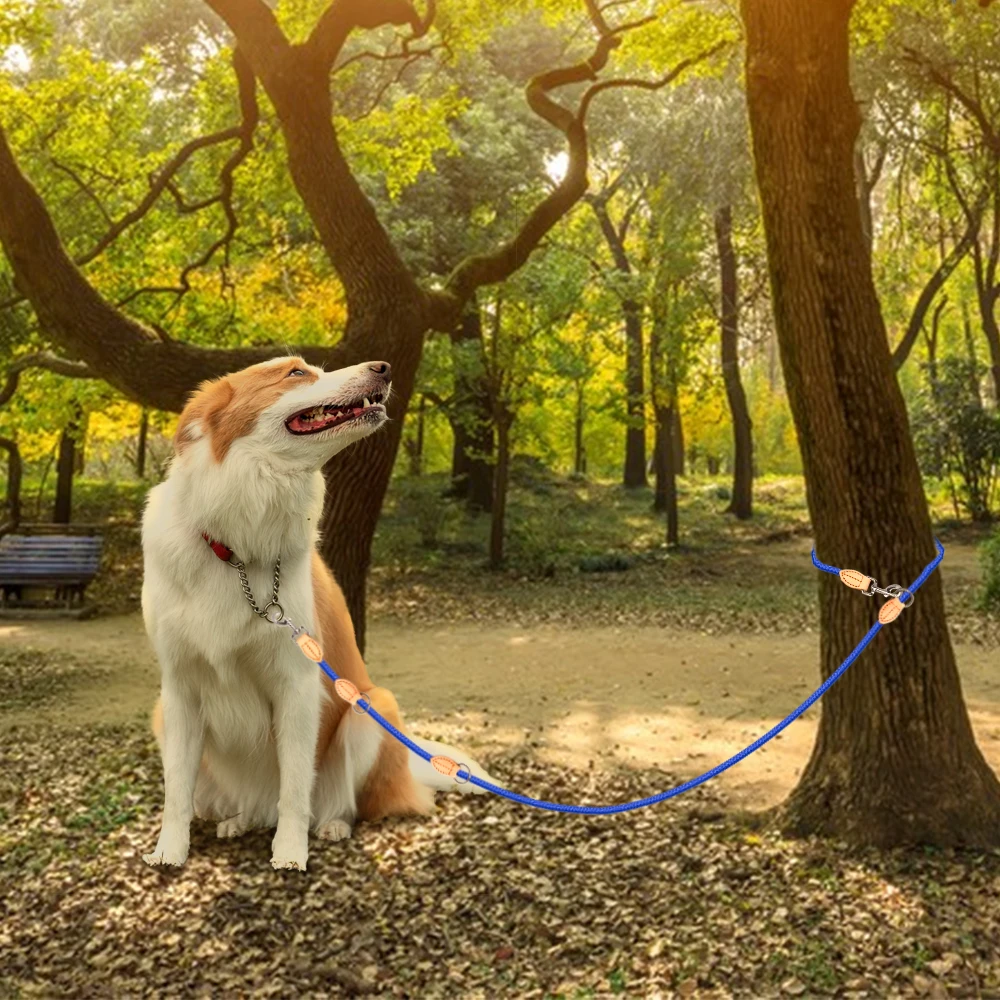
top-left (912, 357), bottom-right (1000, 521)
top-left (741, 0), bottom-right (1000, 846)
top-left (0, 0), bottom-right (723, 647)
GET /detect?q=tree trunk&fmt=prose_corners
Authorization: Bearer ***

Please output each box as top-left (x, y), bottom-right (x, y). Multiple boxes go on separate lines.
top-left (715, 205), bottom-right (753, 519)
top-left (962, 301), bottom-right (983, 405)
top-left (318, 304), bottom-right (425, 652)
top-left (489, 416), bottom-right (511, 570)
top-left (591, 197), bottom-right (647, 488)
top-left (978, 288), bottom-right (1000, 408)
top-left (623, 301), bottom-right (648, 488)
top-left (574, 380), bottom-right (586, 477)
top-left (742, 0), bottom-right (1000, 846)
top-left (136, 409), bottom-right (149, 479)
top-left (73, 414), bottom-right (86, 476)
top-left (672, 408), bottom-right (685, 477)
top-left (652, 405), bottom-right (679, 543)
top-left (652, 413), bottom-right (667, 513)
top-left (447, 307), bottom-right (494, 510)
top-left (53, 423), bottom-right (77, 524)
top-left (408, 395), bottom-right (425, 477)
top-left (0, 436), bottom-right (22, 530)
top-left (853, 147), bottom-right (875, 253)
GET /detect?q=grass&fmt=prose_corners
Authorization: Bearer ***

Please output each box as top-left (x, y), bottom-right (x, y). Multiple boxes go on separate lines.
top-left (5, 464), bottom-right (998, 643)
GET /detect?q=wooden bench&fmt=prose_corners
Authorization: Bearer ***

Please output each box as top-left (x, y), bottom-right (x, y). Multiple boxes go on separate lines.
top-left (0, 524), bottom-right (104, 618)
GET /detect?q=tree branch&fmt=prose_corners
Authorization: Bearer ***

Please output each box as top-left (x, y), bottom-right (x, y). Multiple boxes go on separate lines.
top-left (435, 13), bottom-right (724, 325)
top-left (0, 123), bottom-right (362, 412)
top-left (0, 351), bottom-right (96, 408)
top-left (308, 0), bottom-right (435, 71)
top-left (200, 0), bottom-right (291, 85)
top-left (892, 199), bottom-right (983, 370)
top-left (903, 48), bottom-right (1000, 155)
top-left (0, 51), bottom-right (258, 316)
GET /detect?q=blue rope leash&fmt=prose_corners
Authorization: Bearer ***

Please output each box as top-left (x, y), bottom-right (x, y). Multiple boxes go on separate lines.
top-left (310, 539), bottom-right (945, 815)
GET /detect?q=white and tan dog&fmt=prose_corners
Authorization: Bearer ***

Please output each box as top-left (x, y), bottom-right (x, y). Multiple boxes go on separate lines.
top-left (142, 357), bottom-right (492, 871)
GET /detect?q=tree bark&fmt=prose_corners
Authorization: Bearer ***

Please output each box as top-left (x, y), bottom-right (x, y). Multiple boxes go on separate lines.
top-left (972, 241), bottom-right (1000, 407)
top-left (714, 205), bottom-right (753, 519)
top-left (742, 0), bottom-right (1000, 846)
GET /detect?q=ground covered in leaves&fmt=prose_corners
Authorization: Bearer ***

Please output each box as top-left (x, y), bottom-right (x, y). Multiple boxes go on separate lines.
top-left (2, 719), bottom-right (1000, 999)
top-left (5, 475), bottom-right (999, 996)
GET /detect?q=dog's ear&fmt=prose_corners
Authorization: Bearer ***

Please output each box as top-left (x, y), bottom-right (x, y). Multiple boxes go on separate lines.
top-left (173, 377), bottom-right (235, 459)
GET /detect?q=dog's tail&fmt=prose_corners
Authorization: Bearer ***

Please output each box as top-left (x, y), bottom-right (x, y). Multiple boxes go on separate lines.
top-left (407, 736), bottom-right (500, 796)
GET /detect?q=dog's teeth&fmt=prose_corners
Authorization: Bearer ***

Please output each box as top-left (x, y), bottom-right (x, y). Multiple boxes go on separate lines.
top-left (363, 397), bottom-right (371, 408)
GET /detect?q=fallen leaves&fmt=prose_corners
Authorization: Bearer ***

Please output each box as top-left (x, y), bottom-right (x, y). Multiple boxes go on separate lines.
top-left (2, 722), bottom-right (999, 998)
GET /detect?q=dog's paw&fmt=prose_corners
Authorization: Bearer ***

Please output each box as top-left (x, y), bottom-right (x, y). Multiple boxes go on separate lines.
top-left (217, 817), bottom-right (247, 839)
top-left (317, 819), bottom-right (352, 842)
top-left (270, 855), bottom-right (306, 871)
top-left (142, 847), bottom-right (187, 868)
top-left (270, 829), bottom-right (307, 872)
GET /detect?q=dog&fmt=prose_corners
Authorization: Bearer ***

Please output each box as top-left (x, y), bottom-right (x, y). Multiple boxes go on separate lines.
top-left (141, 357), bottom-right (494, 871)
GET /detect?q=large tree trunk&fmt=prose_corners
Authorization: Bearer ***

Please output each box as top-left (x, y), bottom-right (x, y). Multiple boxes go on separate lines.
top-left (446, 307), bottom-right (494, 510)
top-left (318, 302), bottom-right (425, 650)
top-left (742, 0), bottom-right (1000, 846)
top-left (714, 206), bottom-right (753, 519)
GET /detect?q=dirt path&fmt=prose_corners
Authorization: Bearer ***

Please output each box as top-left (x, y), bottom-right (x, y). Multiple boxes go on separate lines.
top-left (3, 613), bottom-right (1000, 808)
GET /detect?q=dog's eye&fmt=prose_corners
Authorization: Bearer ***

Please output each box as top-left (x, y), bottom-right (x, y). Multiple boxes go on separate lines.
top-left (287, 368), bottom-right (306, 378)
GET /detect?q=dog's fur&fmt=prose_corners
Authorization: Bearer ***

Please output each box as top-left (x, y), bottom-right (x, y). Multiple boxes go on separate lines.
top-left (142, 357), bottom-right (493, 871)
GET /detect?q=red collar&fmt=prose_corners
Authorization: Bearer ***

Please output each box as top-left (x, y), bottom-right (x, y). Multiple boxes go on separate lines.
top-left (202, 533), bottom-right (234, 562)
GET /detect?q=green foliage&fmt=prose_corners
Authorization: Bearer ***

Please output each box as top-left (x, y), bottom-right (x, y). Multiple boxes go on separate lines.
top-left (979, 528), bottom-right (1000, 612)
top-left (393, 478), bottom-right (457, 549)
top-left (911, 359), bottom-right (1000, 522)
top-left (337, 89), bottom-right (468, 199)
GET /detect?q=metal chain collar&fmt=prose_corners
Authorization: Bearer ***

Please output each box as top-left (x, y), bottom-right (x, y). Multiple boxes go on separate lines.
top-left (231, 554), bottom-right (284, 623)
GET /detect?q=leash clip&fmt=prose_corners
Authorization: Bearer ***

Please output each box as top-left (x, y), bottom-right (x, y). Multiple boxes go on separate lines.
top-left (863, 580), bottom-right (915, 607)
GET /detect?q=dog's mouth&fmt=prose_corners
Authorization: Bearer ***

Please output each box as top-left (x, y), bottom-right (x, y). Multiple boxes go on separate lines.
top-left (285, 391), bottom-right (387, 435)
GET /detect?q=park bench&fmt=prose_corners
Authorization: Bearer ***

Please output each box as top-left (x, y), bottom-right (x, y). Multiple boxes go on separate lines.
top-left (0, 523), bottom-right (104, 618)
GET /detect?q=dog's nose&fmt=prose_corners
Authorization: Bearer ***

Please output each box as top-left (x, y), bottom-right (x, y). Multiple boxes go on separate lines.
top-left (369, 362), bottom-right (391, 380)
